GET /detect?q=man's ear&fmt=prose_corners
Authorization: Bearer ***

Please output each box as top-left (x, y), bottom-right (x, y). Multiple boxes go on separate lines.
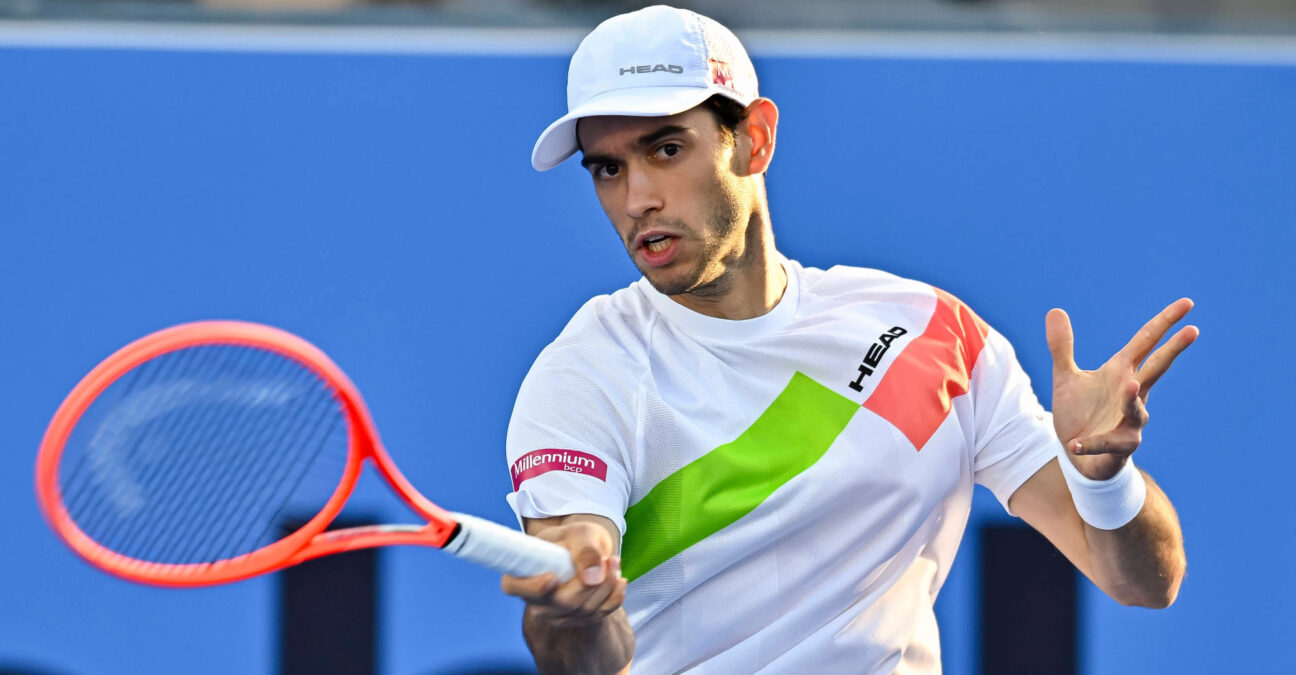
top-left (742, 98), bottom-right (779, 175)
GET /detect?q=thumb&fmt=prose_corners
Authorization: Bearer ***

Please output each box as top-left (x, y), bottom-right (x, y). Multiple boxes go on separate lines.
top-left (1046, 308), bottom-right (1078, 374)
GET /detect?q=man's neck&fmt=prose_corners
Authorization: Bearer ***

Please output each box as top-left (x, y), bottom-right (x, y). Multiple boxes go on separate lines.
top-left (670, 227), bottom-right (788, 321)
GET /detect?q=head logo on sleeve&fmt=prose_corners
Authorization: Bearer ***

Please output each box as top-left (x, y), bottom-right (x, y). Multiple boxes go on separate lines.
top-left (511, 449), bottom-right (608, 490)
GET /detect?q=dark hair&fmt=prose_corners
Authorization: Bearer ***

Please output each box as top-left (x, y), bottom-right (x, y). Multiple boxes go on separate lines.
top-left (573, 94), bottom-right (750, 154)
top-left (701, 94), bottom-right (749, 143)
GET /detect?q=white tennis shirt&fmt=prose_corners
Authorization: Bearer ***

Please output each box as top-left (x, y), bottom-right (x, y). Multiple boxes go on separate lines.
top-left (505, 259), bottom-right (1060, 673)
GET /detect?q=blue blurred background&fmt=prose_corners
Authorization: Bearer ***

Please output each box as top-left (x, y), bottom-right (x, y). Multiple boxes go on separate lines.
top-left (2, 2), bottom-right (1294, 673)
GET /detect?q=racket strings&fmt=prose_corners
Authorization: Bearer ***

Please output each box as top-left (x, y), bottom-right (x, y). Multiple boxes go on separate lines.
top-left (64, 344), bottom-right (252, 561)
top-left (58, 344), bottom-right (349, 566)
top-left (227, 398), bottom-right (345, 560)
top-left (192, 368), bottom-right (344, 564)
top-left (137, 345), bottom-right (342, 564)
top-left (128, 345), bottom-right (308, 563)
top-left (144, 346), bottom-right (309, 562)
top-left (60, 348), bottom-right (181, 521)
top-left (87, 344), bottom-right (259, 557)
top-left (63, 347), bottom-right (221, 549)
top-left (73, 346), bottom-right (231, 556)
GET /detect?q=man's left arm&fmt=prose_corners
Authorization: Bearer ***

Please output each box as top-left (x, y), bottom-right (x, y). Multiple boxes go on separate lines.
top-left (1011, 458), bottom-right (1185, 607)
top-left (1009, 298), bottom-right (1198, 608)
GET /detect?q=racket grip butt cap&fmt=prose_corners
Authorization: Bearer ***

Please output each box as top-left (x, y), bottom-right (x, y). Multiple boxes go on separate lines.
top-left (444, 512), bottom-right (576, 582)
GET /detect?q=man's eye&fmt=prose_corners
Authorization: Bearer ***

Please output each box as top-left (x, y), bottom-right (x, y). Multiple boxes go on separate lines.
top-left (656, 143), bottom-right (681, 159)
top-left (595, 164), bottom-right (620, 179)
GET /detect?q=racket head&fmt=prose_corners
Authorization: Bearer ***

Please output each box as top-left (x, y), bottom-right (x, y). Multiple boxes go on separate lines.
top-left (35, 321), bottom-right (381, 586)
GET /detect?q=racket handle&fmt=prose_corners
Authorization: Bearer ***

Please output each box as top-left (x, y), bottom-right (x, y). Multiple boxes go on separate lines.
top-left (444, 513), bottom-right (576, 582)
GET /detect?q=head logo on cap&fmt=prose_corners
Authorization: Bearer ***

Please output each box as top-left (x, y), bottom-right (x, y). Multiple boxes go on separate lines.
top-left (531, 5), bottom-right (759, 171)
top-left (619, 64), bottom-right (686, 76)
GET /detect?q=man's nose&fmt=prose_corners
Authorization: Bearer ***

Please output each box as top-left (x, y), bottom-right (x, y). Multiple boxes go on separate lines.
top-left (624, 167), bottom-right (664, 220)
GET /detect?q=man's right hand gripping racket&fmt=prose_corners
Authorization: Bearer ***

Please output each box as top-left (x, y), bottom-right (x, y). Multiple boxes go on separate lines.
top-left (35, 321), bottom-right (575, 587)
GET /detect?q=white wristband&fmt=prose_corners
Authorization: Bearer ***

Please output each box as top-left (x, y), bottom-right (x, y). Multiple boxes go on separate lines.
top-left (1056, 446), bottom-right (1147, 530)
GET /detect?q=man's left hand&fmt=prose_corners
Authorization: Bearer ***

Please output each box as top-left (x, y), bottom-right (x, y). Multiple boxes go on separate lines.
top-left (1046, 298), bottom-right (1199, 481)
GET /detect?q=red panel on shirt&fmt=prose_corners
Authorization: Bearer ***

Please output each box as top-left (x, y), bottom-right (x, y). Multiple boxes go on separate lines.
top-left (863, 289), bottom-right (989, 451)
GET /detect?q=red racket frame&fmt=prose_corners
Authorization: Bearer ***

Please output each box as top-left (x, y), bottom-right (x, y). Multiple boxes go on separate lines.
top-left (35, 321), bottom-right (462, 587)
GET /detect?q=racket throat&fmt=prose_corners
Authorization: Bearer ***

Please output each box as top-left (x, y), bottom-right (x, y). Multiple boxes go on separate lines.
top-left (290, 522), bottom-right (455, 566)
top-left (442, 521), bottom-right (464, 549)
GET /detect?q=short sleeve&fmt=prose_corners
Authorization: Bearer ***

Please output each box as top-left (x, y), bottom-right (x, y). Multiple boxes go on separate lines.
top-left (504, 353), bottom-right (636, 535)
top-left (970, 328), bottom-right (1062, 515)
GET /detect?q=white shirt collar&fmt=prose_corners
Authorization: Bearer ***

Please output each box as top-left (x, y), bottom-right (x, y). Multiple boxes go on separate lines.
top-left (635, 257), bottom-right (801, 342)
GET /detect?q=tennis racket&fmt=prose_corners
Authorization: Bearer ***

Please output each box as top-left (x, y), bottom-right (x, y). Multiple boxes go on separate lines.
top-left (35, 320), bottom-right (575, 587)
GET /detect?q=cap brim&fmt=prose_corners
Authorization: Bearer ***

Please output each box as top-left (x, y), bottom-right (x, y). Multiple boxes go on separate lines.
top-left (531, 85), bottom-right (731, 171)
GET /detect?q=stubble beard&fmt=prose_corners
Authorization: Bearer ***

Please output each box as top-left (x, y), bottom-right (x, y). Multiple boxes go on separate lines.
top-left (635, 184), bottom-right (749, 298)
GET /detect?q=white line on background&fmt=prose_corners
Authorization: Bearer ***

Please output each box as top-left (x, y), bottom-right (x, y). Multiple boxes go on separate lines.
top-left (2, 20), bottom-right (1295, 65)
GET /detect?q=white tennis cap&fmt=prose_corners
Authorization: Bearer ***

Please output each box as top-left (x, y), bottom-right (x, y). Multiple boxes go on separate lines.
top-left (531, 5), bottom-right (759, 171)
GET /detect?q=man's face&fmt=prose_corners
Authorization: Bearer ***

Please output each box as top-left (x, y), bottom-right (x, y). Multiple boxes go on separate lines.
top-left (577, 106), bottom-right (755, 297)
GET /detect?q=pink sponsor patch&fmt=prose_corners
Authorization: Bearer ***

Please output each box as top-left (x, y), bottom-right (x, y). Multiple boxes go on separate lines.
top-left (709, 58), bottom-right (734, 89)
top-left (511, 449), bottom-right (608, 491)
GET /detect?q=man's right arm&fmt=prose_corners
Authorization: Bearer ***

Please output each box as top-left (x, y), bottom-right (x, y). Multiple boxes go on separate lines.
top-left (500, 514), bottom-right (634, 675)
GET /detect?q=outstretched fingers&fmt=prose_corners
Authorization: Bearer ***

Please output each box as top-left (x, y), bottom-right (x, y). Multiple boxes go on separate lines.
top-left (1046, 308), bottom-right (1079, 374)
top-left (1137, 324), bottom-right (1200, 400)
top-left (1120, 298), bottom-right (1194, 367)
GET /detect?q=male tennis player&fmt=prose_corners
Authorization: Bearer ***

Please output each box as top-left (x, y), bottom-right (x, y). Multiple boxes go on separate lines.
top-left (500, 6), bottom-right (1196, 673)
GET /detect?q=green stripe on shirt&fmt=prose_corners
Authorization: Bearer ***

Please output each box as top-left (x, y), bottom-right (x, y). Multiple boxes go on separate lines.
top-left (620, 371), bottom-right (859, 582)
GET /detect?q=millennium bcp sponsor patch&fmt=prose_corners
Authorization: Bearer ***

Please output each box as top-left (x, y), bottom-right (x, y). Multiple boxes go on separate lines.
top-left (511, 449), bottom-right (608, 490)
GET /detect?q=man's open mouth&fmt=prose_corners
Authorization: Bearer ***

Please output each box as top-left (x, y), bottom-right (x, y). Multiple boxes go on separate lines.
top-left (643, 235), bottom-right (672, 254)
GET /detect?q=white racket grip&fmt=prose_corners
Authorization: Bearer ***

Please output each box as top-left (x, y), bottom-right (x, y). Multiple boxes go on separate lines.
top-left (443, 513), bottom-right (576, 582)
